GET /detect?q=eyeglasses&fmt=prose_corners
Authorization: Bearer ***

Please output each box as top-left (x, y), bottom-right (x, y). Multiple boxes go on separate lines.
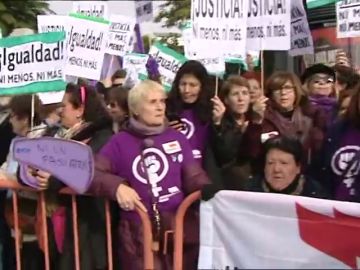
top-left (309, 76), bottom-right (334, 84)
top-left (272, 85), bottom-right (295, 96)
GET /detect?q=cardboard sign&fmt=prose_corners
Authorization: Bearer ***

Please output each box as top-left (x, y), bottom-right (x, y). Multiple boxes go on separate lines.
top-left (0, 32), bottom-right (66, 96)
top-left (72, 1), bottom-right (109, 19)
top-left (337, 0), bottom-right (360, 38)
top-left (191, 0), bottom-right (248, 57)
top-left (13, 137), bottom-right (94, 194)
top-left (106, 15), bottom-right (136, 57)
top-left (147, 42), bottom-right (187, 90)
top-left (246, 0), bottom-right (291, 51)
top-left (135, 0), bottom-right (153, 23)
top-left (289, 0), bottom-right (314, 56)
top-left (64, 14), bottom-right (108, 81)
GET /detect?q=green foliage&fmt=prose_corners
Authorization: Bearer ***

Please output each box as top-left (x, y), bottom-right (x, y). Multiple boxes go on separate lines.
top-left (0, 0), bottom-right (52, 37)
top-left (154, 0), bottom-right (191, 28)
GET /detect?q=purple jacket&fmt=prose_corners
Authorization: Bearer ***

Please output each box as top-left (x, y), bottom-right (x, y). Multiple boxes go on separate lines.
top-left (179, 109), bottom-right (209, 161)
top-left (89, 127), bottom-right (209, 217)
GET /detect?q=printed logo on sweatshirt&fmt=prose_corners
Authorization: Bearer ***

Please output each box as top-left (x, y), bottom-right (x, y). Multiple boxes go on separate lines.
top-left (331, 145), bottom-right (360, 194)
top-left (132, 147), bottom-right (169, 197)
top-left (180, 118), bottom-right (195, 139)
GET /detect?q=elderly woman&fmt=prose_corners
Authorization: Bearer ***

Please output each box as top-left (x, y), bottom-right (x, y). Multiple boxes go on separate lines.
top-left (249, 71), bottom-right (327, 167)
top-left (166, 60), bottom-right (213, 162)
top-left (317, 86), bottom-right (360, 202)
top-left (23, 84), bottom-right (114, 270)
top-left (208, 75), bottom-right (267, 190)
top-left (301, 64), bottom-right (337, 126)
top-left (89, 80), bottom-right (209, 270)
top-left (246, 136), bottom-right (328, 198)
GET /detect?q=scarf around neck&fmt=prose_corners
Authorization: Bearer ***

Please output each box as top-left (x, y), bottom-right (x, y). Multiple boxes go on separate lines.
top-left (309, 95), bottom-right (337, 113)
top-left (128, 117), bottom-right (166, 136)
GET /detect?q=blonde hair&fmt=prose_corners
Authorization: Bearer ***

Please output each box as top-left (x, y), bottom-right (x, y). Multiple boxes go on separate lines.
top-left (128, 80), bottom-right (165, 116)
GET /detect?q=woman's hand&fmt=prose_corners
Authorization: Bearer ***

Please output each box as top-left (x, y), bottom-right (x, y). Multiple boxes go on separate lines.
top-left (336, 50), bottom-right (351, 67)
top-left (252, 96), bottom-right (268, 124)
top-left (169, 120), bottom-right (184, 132)
top-left (116, 184), bottom-right (147, 212)
top-left (211, 96), bottom-right (226, 125)
top-left (27, 167), bottom-right (51, 190)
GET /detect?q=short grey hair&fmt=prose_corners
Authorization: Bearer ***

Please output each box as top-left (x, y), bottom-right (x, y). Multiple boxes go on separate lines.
top-left (128, 80), bottom-right (165, 116)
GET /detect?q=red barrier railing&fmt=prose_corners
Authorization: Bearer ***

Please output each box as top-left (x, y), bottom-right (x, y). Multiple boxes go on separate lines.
top-left (0, 177), bottom-right (155, 270)
top-left (0, 176), bottom-right (201, 270)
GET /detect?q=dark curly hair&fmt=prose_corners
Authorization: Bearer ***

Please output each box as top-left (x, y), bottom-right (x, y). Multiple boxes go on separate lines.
top-left (166, 60), bottom-right (213, 123)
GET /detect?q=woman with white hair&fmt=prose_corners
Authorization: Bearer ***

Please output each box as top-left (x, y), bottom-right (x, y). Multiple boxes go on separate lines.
top-left (89, 80), bottom-right (209, 269)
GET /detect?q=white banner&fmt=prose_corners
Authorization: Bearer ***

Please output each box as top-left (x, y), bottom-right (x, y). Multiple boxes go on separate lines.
top-left (148, 43), bottom-right (187, 90)
top-left (199, 191), bottom-right (359, 269)
top-left (72, 1), bottom-right (109, 19)
top-left (289, 0), bottom-right (314, 56)
top-left (337, 0), bottom-right (360, 38)
top-left (64, 14), bottom-right (108, 81)
top-left (135, 0), bottom-right (153, 23)
top-left (247, 0), bottom-right (291, 51)
top-left (191, 0), bottom-right (248, 57)
top-left (37, 15), bottom-right (67, 33)
top-left (105, 15), bottom-right (136, 57)
top-left (0, 32), bottom-right (66, 95)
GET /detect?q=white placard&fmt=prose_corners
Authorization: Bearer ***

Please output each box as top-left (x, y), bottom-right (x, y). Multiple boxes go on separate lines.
top-left (37, 15), bottom-right (67, 33)
top-left (105, 15), bottom-right (136, 57)
top-left (135, 0), bottom-right (153, 23)
top-left (64, 15), bottom-right (108, 81)
top-left (0, 32), bottom-right (66, 95)
top-left (191, 0), bottom-right (248, 57)
top-left (337, 0), bottom-right (360, 38)
top-left (247, 0), bottom-right (291, 51)
top-left (37, 91), bottom-right (65, 105)
top-left (123, 53), bottom-right (149, 84)
top-left (289, 0), bottom-right (314, 56)
top-left (72, 1), bottom-right (109, 19)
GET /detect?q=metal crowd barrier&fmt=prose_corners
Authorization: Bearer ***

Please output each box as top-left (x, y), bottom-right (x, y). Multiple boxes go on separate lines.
top-left (0, 176), bottom-right (202, 270)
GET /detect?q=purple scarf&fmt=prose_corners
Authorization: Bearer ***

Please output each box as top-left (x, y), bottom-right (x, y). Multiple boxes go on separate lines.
top-left (128, 117), bottom-right (166, 136)
top-left (309, 95), bottom-right (337, 113)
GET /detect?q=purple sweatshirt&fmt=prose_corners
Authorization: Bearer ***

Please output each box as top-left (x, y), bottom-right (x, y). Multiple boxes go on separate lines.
top-left (331, 126), bottom-right (360, 202)
top-left (89, 127), bottom-right (209, 220)
top-left (179, 109), bottom-right (209, 161)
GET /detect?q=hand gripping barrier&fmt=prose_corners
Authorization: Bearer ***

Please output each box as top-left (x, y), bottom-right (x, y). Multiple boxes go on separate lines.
top-left (0, 177), bottom-right (155, 270)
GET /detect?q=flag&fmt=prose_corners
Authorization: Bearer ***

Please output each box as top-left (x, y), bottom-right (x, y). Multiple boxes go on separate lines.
top-left (198, 190), bottom-right (360, 269)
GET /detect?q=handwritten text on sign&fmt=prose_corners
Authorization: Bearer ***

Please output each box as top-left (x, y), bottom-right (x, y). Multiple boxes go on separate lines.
top-left (337, 0), bottom-right (360, 38)
top-left (13, 137), bottom-right (94, 194)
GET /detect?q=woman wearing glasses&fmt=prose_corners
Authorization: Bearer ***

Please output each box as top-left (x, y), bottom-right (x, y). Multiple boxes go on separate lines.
top-left (301, 64), bottom-right (338, 126)
top-left (248, 71), bottom-right (327, 168)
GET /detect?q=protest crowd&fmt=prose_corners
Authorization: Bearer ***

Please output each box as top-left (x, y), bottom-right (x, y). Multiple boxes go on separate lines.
top-left (0, 0), bottom-right (360, 269)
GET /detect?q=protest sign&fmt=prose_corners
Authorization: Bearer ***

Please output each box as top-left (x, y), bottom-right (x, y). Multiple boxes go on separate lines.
top-left (123, 53), bottom-right (149, 83)
top-left (247, 0), bottom-right (291, 51)
top-left (337, 0), bottom-right (360, 38)
top-left (64, 14), bottom-right (108, 81)
top-left (72, 1), bottom-right (109, 19)
top-left (147, 42), bottom-right (187, 90)
top-left (0, 32), bottom-right (66, 96)
top-left (37, 91), bottom-right (64, 105)
top-left (191, 0), bottom-right (248, 57)
top-left (37, 15), bottom-right (67, 33)
top-left (106, 15), bottom-right (136, 57)
top-left (289, 0), bottom-right (314, 56)
top-left (13, 137), bottom-right (94, 194)
top-left (181, 20), bottom-right (225, 75)
top-left (135, 0), bottom-right (153, 23)
top-left (199, 191), bottom-right (358, 269)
